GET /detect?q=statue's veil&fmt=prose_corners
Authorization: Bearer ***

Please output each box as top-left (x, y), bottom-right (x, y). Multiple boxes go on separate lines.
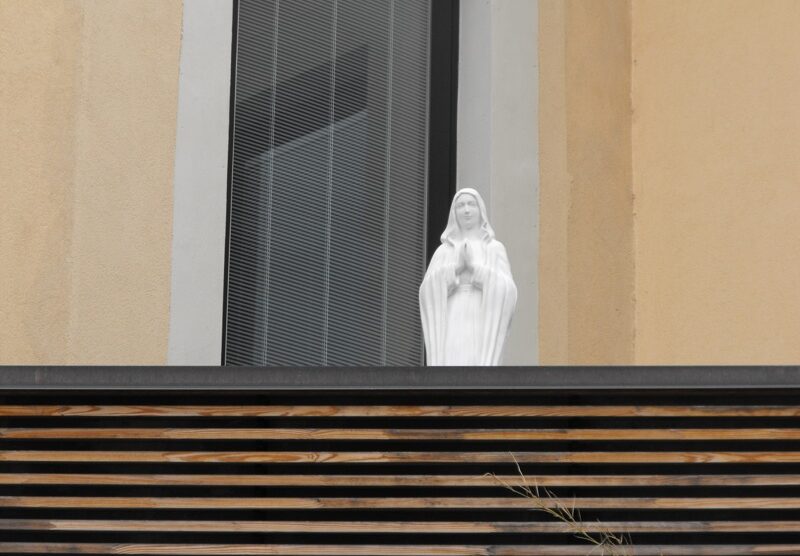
top-left (440, 188), bottom-right (495, 245)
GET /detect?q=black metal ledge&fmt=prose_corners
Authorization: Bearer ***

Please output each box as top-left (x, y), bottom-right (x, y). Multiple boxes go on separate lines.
top-left (0, 366), bottom-right (798, 389)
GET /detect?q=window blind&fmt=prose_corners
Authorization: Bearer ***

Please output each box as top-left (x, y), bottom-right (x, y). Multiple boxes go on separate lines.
top-left (225, 0), bottom-right (432, 366)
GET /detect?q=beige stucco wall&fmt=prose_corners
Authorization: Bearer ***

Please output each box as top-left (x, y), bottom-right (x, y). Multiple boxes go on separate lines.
top-left (7, 0), bottom-right (797, 366)
top-left (0, 1), bottom-right (182, 364)
top-left (632, 0), bottom-right (800, 364)
top-left (540, 0), bottom-right (800, 365)
top-left (539, 0), bottom-right (635, 365)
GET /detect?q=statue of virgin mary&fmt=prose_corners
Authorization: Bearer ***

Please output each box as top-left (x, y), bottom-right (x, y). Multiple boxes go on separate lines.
top-left (419, 188), bottom-right (517, 366)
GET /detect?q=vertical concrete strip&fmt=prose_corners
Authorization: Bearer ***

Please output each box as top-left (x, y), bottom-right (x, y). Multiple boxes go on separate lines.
top-left (0, 2), bottom-right (82, 363)
top-left (457, 0), bottom-right (494, 209)
top-left (457, 0), bottom-right (540, 365)
top-left (167, 0), bottom-right (233, 365)
top-left (489, 0), bottom-right (539, 365)
top-left (67, 1), bottom-right (183, 363)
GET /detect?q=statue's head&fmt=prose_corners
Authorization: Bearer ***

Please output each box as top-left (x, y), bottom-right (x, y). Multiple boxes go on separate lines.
top-left (441, 188), bottom-right (495, 244)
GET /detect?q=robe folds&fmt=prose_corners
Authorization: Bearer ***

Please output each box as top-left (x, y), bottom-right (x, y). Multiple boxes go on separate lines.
top-left (419, 239), bottom-right (517, 366)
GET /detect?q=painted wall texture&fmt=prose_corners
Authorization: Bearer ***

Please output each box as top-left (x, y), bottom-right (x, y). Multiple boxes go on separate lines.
top-left (632, 0), bottom-right (800, 364)
top-left (540, 0), bottom-right (800, 364)
top-left (0, 1), bottom-right (182, 364)
top-left (539, 0), bottom-right (635, 365)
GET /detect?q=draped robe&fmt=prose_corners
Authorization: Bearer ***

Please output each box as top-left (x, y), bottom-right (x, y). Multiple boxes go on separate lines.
top-left (419, 239), bottom-right (517, 366)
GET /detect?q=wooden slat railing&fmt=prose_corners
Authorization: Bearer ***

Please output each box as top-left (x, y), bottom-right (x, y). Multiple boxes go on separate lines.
top-left (0, 387), bottom-right (797, 555)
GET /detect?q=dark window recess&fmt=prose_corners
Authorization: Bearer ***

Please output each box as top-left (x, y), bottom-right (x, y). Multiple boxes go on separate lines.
top-left (223, 0), bottom-right (458, 366)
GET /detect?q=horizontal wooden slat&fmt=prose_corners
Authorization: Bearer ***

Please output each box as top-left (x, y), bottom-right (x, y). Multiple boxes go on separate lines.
top-left (3, 427), bottom-right (800, 440)
top-left (2, 496), bottom-right (799, 509)
top-left (1, 450), bottom-right (798, 463)
top-left (2, 473), bottom-right (799, 486)
top-left (1, 543), bottom-right (799, 555)
top-left (0, 404), bottom-right (798, 417)
top-left (3, 518), bottom-right (800, 533)
top-left (1, 397), bottom-right (796, 555)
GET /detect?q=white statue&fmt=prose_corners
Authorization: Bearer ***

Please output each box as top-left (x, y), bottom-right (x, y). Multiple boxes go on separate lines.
top-left (419, 188), bottom-right (517, 366)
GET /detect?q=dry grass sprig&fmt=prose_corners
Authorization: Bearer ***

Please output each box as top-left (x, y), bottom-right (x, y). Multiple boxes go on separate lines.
top-left (485, 454), bottom-right (633, 556)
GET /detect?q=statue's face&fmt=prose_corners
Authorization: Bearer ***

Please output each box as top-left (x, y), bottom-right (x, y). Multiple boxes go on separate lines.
top-left (455, 193), bottom-right (480, 231)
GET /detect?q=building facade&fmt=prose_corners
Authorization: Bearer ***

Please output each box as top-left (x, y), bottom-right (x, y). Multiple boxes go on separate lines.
top-left (2, 0), bottom-right (800, 366)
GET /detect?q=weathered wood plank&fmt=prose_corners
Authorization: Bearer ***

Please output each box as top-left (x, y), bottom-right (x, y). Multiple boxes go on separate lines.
top-left (3, 427), bottom-right (800, 440)
top-left (0, 401), bottom-right (795, 554)
top-left (1, 473), bottom-right (798, 486)
top-left (3, 518), bottom-right (800, 533)
top-left (0, 543), bottom-right (799, 555)
top-left (1, 496), bottom-right (798, 509)
top-left (1, 450), bottom-right (798, 463)
top-left (0, 405), bottom-right (797, 417)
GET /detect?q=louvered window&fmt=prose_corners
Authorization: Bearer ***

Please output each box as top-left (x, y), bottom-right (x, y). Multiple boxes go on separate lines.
top-left (223, 0), bottom-right (456, 366)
